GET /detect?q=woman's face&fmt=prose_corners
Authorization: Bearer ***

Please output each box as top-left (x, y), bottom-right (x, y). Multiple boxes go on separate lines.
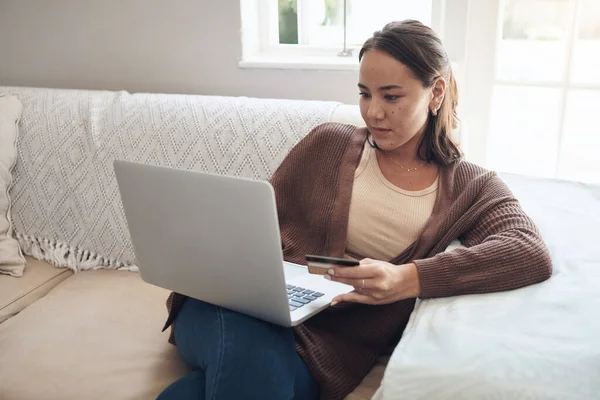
top-left (358, 49), bottom-right (437, 153)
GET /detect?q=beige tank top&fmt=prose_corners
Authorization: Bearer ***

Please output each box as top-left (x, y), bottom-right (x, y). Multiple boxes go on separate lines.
top-left (345, 140), bottom-right (438, 261)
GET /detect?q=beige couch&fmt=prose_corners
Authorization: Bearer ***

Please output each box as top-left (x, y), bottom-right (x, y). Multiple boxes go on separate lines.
top-left (0, 89), bottom-right (384, 399)
top-left (4, 87), bottom-right (598, 400)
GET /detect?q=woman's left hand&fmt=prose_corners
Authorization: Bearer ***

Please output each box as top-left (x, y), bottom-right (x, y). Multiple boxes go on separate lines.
top-left (327, 258), bottom-right (422, 305)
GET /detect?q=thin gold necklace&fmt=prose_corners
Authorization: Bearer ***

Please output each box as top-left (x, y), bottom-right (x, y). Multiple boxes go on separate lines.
top-left (382, 151), bottom-right (424, 172)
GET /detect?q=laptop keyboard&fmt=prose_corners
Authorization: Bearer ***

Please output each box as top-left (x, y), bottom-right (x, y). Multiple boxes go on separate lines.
top-left (286, 284), bottom-right (324, 311)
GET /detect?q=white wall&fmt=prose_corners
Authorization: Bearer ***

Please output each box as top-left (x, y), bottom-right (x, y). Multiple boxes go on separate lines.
top-left (0, 0), bottom-right (359, 104)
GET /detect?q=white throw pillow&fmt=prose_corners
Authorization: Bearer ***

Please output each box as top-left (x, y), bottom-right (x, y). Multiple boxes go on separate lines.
top-left (0, 95), bottom-right (25, 277)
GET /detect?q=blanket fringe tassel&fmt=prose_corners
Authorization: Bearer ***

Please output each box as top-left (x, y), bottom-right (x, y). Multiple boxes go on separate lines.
top-left (16, 233), bottom-right (139, 273)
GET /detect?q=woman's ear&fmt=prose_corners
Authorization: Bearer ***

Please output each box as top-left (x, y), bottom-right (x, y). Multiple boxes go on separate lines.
top-left (429, 77), bottom-right (447, 114)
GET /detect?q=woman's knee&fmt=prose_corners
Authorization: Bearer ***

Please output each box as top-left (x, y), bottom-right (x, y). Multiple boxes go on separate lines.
top-left (174, 299), bottom-right (295, 366)
top-left (218, 306), bottom-right (295, 351)
top-left (178, 298), bottom-right (293, 344)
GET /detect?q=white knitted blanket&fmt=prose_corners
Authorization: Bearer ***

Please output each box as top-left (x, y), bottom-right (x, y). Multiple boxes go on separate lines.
top-left (0, 86), bottom-right (340, 271)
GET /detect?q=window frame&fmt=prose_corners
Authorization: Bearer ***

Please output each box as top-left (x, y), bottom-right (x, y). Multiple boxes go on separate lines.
top-left (240, 0), bottom-right (448, 70)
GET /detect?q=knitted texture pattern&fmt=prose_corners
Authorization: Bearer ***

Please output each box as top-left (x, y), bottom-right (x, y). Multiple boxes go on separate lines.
top-left (0, 86), bottom-right (339, 271)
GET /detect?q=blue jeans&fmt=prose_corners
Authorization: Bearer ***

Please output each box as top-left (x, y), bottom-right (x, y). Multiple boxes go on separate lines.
top-left (157, 298), bottom-right (319, 400)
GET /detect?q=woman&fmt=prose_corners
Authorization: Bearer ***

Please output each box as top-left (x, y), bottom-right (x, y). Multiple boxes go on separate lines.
top-left (158, 20), bottom-right (552, 400)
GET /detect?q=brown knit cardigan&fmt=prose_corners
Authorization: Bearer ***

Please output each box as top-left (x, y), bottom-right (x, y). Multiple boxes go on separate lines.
top-left (163, 123), bottom-right (552, 399)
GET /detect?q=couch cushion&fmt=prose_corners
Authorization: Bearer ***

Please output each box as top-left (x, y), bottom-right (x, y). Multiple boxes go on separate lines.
top-left (0, 256), bottom-right (72, 323)
top-left (0, 94), bottom-right (25, 277)
top-left (0, 268), bottom-right (383, 399)
top-left (0, 269), bottom-right (189, 400)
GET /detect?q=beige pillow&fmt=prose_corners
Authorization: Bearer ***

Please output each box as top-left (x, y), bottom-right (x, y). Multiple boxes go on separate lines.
top-left (0, 95), bottom-right (25, 277)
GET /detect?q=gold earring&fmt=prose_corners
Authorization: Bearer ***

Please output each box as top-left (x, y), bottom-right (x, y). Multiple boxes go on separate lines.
top-left (431, 107), bottom-right (438, 116)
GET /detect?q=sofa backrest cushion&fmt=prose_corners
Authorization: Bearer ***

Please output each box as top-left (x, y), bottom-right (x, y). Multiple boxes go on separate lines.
top-left (0, 86), bottom-right (341, 272)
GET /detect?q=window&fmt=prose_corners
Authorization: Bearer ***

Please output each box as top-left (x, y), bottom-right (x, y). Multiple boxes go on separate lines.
top-left (463, 0), bottom-right (600, 184)
top-left (277, 0), bottom-right (432, 48)
top-left (240, 0), bottom-right (442, 69)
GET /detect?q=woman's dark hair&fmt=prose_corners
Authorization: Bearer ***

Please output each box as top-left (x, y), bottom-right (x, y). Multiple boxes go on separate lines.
top-left (359, 20), bottom-right (462, 165)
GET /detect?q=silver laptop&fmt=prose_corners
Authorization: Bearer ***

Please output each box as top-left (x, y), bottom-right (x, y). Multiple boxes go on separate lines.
top-left (113, 160), bottom-right (353, 327)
